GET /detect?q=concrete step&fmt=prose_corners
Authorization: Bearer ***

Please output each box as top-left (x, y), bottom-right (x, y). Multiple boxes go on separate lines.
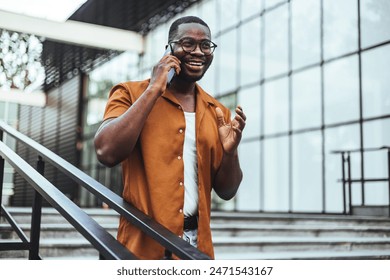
top-left (0, 238), bottom-right (99, 259)
top-left (213, 236), bottom-right (390, 254)
top-left (3, 207), bottom-right (119, 225)
top-left (0, 223), bottom-right (118, 239)
top-left (2, 208), bottom-right (390, 260)
top-left (211, 212), bottom-right (390, 227)
top-left (211, 224), bottom-right (390, 238)
top-left (215, 250), bottom-right (390, 260)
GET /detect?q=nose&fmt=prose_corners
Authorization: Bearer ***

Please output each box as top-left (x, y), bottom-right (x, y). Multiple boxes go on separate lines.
top-left (191, 43), bottom-right (204, 55)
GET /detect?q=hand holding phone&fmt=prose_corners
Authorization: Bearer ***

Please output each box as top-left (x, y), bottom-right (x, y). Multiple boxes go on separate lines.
top-left (163, 48), bottom-right (176, 86)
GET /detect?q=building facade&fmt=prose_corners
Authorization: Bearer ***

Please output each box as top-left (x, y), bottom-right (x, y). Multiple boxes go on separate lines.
top-left (6, 0), bottom-right (390, 214)
top-left (84, 0), bottom-right (390, 213)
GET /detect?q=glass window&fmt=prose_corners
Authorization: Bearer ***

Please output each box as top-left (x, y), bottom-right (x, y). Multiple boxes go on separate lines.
top-left (360, 0), bottom-right (390, 48)
top-left (263, 77), bottom-right (289, 135)
top-left (263, 136), bottom-right (289, 211)
top-left (264, 0), bottom-right (287, 9)
top-left (86, 98), bottom-right (107, 125)
top-left (324, 55), bottom-right (359, 125)
top-left (217, 29), bottom-right (238, 94)
top-left (324, 124), bottom-right (361, 212)
top-left (239, 17), bottom-right (261, 86)
top-left (217, 92), bottom-right (237, 111)
top-left (238, 85), bottom-right (261, 139)
top-left (143, 36), bottom-right (154, 69)
top-left (241, 0), bottom-right (263, 20)
top-left (198, 0), bottom-right (217, 36)
top-left (292, 67), bottom-right (321, 130)
top-left (0, 102), bottom-right (5, 119)
top-left (151, 24), bottom-right (168, 65)
top-left (292, 131), bottom-right (322, 212)
top-left (198, 58), bottom-right (216, 94)
top-left (264, 4), bottom-right (289, 78)
top-left (362, 45), bottom-right (390, 119)
top-left (291, 0), bottom-right (321, 69)
top-left (236, 141), bottom-right (261, 211)
top-left (218, 0), bottom-right (240, 31)
top-left (323, 0), bottom-right (358, 60)
top-left (363, 119), bottom-right (390, 205)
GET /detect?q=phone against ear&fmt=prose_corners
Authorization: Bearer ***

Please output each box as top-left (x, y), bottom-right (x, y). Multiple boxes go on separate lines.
top-left (163, 47), bottom-right (175, 86)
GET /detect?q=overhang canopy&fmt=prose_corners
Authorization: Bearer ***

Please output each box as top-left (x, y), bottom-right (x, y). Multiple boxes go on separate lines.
top-left (0, 10), bottom-right (144, 52)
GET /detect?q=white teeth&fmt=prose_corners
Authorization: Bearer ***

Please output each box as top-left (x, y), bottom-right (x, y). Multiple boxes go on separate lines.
top-left (188, 62), bottom-right (203, 66)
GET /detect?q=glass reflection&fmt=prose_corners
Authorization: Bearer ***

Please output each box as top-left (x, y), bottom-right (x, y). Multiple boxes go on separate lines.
top-left (360, 0), bottom-right (390, 48)
top-left (218, 29), bottom-right (238, 93)
top-left (240, 17), bottom-right (261, 86)
top-left (362, 45), bottom-right (390, 118)
top-left (292, 131), bottom-right (322, 212)
top-left (291, 0), bottom-right (321, 69)
top-left (237, 141), bottom-right (261, 211)
top-left (292, 67), bottom-right (321, 130)
top-left (263, 136), bottom-right (289, 211)
top-left (241, 0), bottom-right (263, 20)
top-left (264, 4), bottom-right (289, 78)
top-left (323, 0), bottom-right (358, 60)
top-left (324, 55), bottom-right (359, 125)
top-left (324, 124), bottom-right (361, 212)
top-left (263, 77), bottom-right (288, 135)
top-left (238, 85), bottom-right (261, 139)
top-left (219, 0), bottom-right (239, 31)
top-left (363, 119), bottom-right (390, 205)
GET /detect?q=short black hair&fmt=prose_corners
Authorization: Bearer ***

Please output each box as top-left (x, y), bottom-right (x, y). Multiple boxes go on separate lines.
top-left (168, 16), bottom-right (210, 42)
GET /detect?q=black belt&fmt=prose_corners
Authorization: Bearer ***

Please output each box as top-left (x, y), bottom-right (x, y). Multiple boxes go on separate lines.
top-left (184, 216), bottom-right (198, 230)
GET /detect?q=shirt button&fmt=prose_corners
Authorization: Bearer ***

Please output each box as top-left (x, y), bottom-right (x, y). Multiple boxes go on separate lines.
top-left (179, 209), bottom-right (183, 213)
top-left (178, 105), bottom-right (182, 110)
top-left (179, 181), bottom-right (183, 186)
top-left (178, 155), bottom-right (182, 160)
top-left (179, 129), bottom-right (183, 134)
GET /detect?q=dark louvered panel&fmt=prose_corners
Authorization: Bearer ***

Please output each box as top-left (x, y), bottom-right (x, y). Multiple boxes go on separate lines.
top-left (41, 86), bottom-right (60, 196)
top-left (56, 78), bottom-right (80, 201)
top-left (12, 76), bottom-right (81, 206)
top-left (13, 106), bottom-right (33, 206)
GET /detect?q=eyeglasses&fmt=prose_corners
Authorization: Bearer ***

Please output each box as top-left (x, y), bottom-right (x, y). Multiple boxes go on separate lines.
top-left (168, 38), bottom-right (217, 56)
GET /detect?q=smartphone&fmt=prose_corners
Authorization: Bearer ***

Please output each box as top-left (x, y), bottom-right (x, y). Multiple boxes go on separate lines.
top-left (163, 47), bottom-right (175, 86)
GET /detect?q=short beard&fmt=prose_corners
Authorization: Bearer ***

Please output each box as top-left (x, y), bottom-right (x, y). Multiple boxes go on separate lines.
top-left (179, 62), bottom-right (211, 83)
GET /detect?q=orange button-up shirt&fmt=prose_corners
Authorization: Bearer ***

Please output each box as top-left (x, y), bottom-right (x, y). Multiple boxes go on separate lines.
top-left (103, 79), bottom-right (231, 259)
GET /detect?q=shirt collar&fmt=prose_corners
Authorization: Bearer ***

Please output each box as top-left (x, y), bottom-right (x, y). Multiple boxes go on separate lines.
top-left (161, 82), bottom-right (215, 109)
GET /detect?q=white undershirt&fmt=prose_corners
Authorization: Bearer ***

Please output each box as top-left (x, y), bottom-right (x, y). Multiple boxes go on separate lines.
top-left (183, 112), bottom-right (198, 217)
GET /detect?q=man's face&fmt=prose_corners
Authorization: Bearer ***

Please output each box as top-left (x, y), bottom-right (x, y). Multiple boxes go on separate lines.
top-left (170, 23), bottom-right (214, 83)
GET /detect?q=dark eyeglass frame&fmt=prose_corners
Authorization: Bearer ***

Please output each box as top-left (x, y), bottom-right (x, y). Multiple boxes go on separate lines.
top-left (168, 38), bottom-right (218, 56)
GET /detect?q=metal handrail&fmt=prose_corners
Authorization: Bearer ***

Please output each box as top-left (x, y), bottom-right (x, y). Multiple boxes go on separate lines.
top-left (0, 120), bottom-right (210, 260)
top-left (331, 147), bottom-right (390, 217)
top-left (0, 141), bottom-right (136, 260)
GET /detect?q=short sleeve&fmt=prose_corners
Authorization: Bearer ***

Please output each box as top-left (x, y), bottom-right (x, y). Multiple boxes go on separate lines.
top-left (103, 84), bottom-right (133, 121)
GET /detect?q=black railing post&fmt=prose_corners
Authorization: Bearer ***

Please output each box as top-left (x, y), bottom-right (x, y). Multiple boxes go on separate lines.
top-left (0, 128), bottom-right (3, 210)
top-left (0, 156), bottom-right (4, 211)
top-left (164, 250), bottom-right (173, 260)
top-left (347, 152), bottom-right (352, 215)
top-left (387, 149), bottom-right (390, 218)
top-left (341, 152), bottom-right (346, 214)
top-left (29, 156), bottom-right (45, 260)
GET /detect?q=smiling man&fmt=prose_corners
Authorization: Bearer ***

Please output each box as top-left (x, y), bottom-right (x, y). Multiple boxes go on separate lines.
top-left (94, 16), bottom-right (246, 259)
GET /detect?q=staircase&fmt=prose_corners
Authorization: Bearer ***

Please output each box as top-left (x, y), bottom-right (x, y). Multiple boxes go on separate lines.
top-left (0, 207), bottom-right (119, 259)
top-left (1, 208), bottom-right (390, 259)
top-left (212, 212), bottom-right (390, 260)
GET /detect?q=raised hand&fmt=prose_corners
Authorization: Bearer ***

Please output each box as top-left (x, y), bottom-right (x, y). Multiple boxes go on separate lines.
top-left (215, 105), bottom-right (246, 154)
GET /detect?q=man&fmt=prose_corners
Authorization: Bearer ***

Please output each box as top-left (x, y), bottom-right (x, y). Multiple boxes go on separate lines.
top-left (94, 16), bottom-right (246, 259)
